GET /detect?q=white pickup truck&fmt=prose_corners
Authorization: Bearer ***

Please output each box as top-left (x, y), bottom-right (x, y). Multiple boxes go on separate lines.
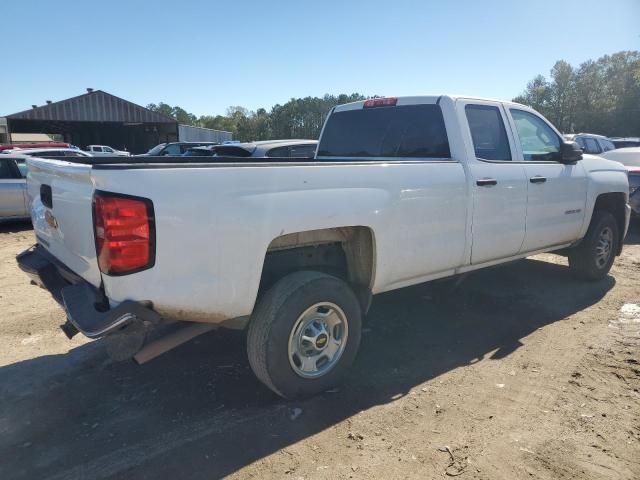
top-left (17, 95), bottom-right (630, 398)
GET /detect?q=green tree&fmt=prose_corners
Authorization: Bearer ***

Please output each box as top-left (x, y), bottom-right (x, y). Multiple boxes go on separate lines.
top-left (514, 50), bottom-right (640, 136)
top-left (147, 92), bottom-right (370, 141)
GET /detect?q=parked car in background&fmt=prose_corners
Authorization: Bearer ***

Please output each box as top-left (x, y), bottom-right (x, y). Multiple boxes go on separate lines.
top-left (2, 148), bottom-right (93, 159)
top-left (138, 142), bottom-right (219, 156)
top-left (1, 148), bottom-right (94, 221)
top-left (564, 133), bottom-right (616, 155)
top-left (17, 95), bottom-right (630, 399)
top-left (0, 154), bottom-right (28, 220)
top-left (86, 145), bottom-right (130, 156)
top-left (601, 147), bottom-right (640, 217)
top-left (0, 142), bottom-right (70, 152)
top-left (610, 137), bottom-right (640, 149)
top-left (184, 140), bottom-right (318, 158)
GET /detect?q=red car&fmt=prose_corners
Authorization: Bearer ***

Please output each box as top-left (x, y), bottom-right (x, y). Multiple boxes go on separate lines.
top-left (0, 142), bottom-right (70, 152)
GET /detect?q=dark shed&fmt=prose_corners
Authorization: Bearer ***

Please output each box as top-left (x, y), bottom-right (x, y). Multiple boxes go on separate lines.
top-left (5, 89), bottom-right (178, 154)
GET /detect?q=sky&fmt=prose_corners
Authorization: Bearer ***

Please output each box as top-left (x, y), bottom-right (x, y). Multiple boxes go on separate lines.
top-left (1, 0), bottom-right (639, 117)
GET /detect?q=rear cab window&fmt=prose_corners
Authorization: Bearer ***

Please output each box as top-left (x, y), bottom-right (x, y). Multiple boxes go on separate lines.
top-left (317, 103), bottom-right (450, 159)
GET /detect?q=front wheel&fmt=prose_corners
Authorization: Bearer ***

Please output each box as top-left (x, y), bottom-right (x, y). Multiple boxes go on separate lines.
top-left (568, 210), bottom-right (619, 281)
top-left (247, 271), bottom-right (362, 399)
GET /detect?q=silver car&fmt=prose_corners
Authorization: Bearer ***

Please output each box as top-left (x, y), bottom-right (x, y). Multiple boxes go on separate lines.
top-left (0, 149), bottom-right (93, 221)
top-left (0, 155), bottom-right (29, 220)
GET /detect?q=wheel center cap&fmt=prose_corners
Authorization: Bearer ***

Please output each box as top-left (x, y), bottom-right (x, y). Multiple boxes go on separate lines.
top-left (315, 333), bottom-right (329, 350)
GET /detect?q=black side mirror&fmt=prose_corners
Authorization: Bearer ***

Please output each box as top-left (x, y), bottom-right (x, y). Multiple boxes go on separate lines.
top-left (560, 141), bottom-right (583, 164)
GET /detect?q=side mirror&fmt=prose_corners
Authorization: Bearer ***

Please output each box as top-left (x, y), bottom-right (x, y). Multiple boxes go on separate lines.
top-left (560, 141), bottom-right (583, 164)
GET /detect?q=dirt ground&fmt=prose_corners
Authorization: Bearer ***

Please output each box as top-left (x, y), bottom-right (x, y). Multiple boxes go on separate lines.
top-left (0, 221), bottom-right (638, 480)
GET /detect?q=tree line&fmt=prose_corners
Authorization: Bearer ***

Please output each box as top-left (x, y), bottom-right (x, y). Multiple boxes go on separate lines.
top-left (148, 50), bottom-right (640, 142)
top-left (147, 93), bottom-right (367, 142)
top-left (513, 50), bottom-right (640, 137)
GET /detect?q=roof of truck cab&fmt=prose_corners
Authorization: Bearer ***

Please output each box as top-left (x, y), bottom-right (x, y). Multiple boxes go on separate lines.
top-left (332, 95), bottom-right (525, 113)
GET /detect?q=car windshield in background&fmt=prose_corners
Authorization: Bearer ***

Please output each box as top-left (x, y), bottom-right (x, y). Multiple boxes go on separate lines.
top-left (146, 144), bottom-right (166, 155)
top-left (317, 104), bottom-right (450, 159)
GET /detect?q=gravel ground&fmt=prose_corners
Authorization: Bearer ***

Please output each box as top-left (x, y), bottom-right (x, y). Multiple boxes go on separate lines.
top-left (0, 220), bottom-right (638, 480)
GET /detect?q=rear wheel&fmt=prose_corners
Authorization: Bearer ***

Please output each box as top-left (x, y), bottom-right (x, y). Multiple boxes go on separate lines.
top-left (568, 210), bottom-right (618, 281)
top-left (247, 271), bottom-right (362, 399)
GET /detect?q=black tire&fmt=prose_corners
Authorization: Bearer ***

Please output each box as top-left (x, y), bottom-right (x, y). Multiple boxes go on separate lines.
top-left (247, 271), bottom-right (362, 399)
top-left (568, 210), bottom-right (619, 281)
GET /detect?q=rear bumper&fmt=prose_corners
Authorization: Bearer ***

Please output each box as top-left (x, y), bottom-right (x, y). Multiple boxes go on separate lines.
top-left (16, 245), bottom-right (160, 339)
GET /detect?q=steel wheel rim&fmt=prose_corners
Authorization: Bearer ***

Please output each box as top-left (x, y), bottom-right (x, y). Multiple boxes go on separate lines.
top-left (595, 226), bottom-right (613, 269)
top-left (288, 302), bottom-right (349, 379)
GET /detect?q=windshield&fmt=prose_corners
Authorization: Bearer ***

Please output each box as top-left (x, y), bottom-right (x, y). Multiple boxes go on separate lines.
top-left (146, 143), bottom-right (166, 155)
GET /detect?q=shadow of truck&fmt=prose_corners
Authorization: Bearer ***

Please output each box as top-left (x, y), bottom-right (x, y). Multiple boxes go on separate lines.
top-left (0, 257), bottom-right (616, 480)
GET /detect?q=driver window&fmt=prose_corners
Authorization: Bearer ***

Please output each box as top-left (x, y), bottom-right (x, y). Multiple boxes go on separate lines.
top-left (510, 109), bottom-right (561, 162)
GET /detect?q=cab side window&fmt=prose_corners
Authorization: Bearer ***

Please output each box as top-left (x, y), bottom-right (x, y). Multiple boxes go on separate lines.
top-left (0, 160), bottom-right (15, 179)
top-left (510, 109), bottom-right (561, 162)
top-left (465, 105), bottom-right (512, 161)
top-left (15, 160), bottom-right (27, 177)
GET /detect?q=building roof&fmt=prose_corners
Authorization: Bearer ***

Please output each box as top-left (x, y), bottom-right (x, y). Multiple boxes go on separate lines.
top-left (7, 90), bottom-right (177, 124)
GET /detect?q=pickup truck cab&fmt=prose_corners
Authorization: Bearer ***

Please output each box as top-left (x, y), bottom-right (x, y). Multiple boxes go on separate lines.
top-left (17, 95), bottom-right (630, 398)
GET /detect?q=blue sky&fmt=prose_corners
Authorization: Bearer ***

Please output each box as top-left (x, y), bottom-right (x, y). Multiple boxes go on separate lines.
top-left (2, 0), bottom-right (638, 117)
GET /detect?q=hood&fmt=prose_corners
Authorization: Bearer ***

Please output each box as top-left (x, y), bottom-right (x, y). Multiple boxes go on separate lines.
top-left (600, 147), bottom-right (640, 167)
top-left (579, 153), bottom-right (629, 173)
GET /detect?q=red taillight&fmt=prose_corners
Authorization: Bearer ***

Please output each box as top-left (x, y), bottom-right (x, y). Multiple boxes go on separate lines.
top-left (363, 97), bottom-right (397, 108)
top-left (94, 192), bottom-right (154, 275)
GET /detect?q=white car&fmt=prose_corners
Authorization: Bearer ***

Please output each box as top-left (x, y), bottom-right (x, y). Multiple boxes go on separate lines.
top-left (86, 145), bottom-right (130, 156)
top-left (564, 133), bottom-right (616, 155)
top-left (17, 95), bottom-right (630, 398)
top-left (601, 147), bottom-right (640, 216)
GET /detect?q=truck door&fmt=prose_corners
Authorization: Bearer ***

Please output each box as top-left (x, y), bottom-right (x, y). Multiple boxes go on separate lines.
top-left (460, 101), bottom-right (528, 264)
top-left (506, 108), bottom-right (588, 252)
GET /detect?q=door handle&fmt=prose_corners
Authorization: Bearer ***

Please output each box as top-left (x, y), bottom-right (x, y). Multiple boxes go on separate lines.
top-left (476, 178), bottom-right (497, 187)
top-left (529, 176), bottom-right (547, 184)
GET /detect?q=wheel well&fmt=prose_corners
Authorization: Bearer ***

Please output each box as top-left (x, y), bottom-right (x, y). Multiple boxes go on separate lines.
top-left (593, 192), bottom-right (626, 255)
top-left (260, 227), bottom-right (375, 312)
